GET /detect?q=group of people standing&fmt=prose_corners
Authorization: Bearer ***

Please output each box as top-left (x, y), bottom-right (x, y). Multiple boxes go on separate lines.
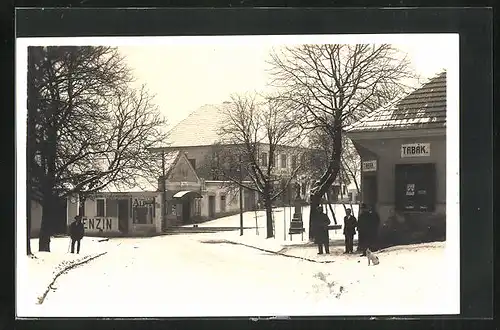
top-left (344, 203), bottom-right (380, 256)
top-left (311, 203), bottom-right (380, 256)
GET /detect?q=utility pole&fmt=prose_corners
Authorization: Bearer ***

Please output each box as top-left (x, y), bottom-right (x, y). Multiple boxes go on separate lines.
top-left (239, 154), bottom-right (244, 236)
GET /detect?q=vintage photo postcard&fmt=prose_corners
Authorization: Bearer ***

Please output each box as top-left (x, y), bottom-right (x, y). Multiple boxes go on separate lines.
top-left (16, 33), bottom-right (459, 318)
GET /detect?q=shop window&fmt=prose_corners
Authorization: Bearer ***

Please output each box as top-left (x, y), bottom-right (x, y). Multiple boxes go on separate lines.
top-left (96, 199), bottom-right (105, 217)
top-left (132, 198), bottom-right (155, 224)
top-left (220, 195), bottom-right (226, 212)
top-left (395, 163), bottom-right (436, 212)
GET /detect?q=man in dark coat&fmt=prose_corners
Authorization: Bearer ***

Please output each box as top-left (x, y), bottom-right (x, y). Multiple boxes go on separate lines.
top-left (312, 206), bottom-right (331, 255)
top-left (357, 203), bottom-right (369, 255)
top-left (343, 208), bottom-right (357, 254)
top-left (69, 215), bottom-right (85, 254)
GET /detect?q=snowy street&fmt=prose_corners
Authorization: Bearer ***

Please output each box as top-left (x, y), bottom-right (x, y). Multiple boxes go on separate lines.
top-left (26, 234), bottom-right (335, 317)
top-left (19, 229), bottom-right (457, 317)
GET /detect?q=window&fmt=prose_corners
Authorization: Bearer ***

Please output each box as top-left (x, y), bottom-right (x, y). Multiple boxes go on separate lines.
top-left (291, 155), bottom-right (298, 169)
top-left (188, 158), bottom-right (196, 170)
top-left (96, 199), bottom-right (105, 217)
top-left (395, 163), bottom-right (436, 212)
top-left (132, 199), bottom-right (155, 224)
top-left (80, 200), bottom-right (86, 216)
top-left (194, 199), bottom-right (201, 216)
top-left (280, 154), bottom-right (287, 169)
top-left (220, 195), bottom-right (226, 212)
top-left (260, 152), bottom-right (268, 166)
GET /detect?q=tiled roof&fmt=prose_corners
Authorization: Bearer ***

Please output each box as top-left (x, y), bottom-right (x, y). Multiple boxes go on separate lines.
top-left (166, 104), bottom-right (231, 147)
top-left (346, 71), bottom-right (446, 133)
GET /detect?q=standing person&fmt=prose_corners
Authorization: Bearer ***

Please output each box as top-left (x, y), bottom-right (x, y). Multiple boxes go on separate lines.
top-left (313, 205), bottom-right (331, 255)
top-left (357, 203), bottom-right (369, 255)
top-left (69, 215), bottom-right (85, 254)
top-left (367, 205), bottom-right (381, 251)
top-left (343, 208), bottom-right (357, 254)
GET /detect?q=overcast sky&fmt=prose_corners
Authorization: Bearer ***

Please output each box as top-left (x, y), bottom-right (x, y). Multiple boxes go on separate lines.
top-left (118, 34), bottom-right (457, 130)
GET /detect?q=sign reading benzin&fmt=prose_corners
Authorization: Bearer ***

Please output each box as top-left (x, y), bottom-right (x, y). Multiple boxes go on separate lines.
top-left (401, 143), bottom-right (431, 158)
top-left (82, 217), bottom-right (118, 232)
top-left (362, 160), bottom-right (377, 172)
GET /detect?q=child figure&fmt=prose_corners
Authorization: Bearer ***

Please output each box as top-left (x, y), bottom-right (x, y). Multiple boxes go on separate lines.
top-left (343, 208), bottom-right (357, 254)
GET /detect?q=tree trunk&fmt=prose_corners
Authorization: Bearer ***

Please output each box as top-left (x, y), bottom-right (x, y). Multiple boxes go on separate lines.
top-left (326, 190), bottom-right (337, 225)
top-left (264, 186), bottom-right (274, 238)
top-left (309, 120), bottom-right (343, 239)
top-left (39, 197), bottom-right (52, 252)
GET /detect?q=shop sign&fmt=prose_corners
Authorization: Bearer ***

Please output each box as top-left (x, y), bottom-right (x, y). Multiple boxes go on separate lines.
top-left (82, 217), bottom-right (117, 232)
top-left (401, 143), bottom-right (431, 158)
top-left (362, 160), bottom-right (377, 172)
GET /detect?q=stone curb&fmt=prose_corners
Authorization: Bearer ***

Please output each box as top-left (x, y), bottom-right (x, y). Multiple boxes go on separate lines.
top-left (36, 252), bottom-right (107, 305)
top-left (222, 240), bottom-right (335, 264)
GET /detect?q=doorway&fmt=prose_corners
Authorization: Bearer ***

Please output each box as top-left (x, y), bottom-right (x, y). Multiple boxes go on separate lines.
top-left (208, 196), bottom-right (216, 218)
top-left (362, 174), bottom-right (378, 206)
top-left (182, 200), bottom-right (191, 224)
top-left (118, 199), bottom-right (129, 233)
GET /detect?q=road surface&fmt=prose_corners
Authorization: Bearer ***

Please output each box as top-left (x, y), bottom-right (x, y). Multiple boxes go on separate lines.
top-left (35, 234), bottom-right (336, 317)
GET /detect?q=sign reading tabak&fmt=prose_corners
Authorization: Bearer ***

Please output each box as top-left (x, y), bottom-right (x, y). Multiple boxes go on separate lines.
top-left (362, 160), bottom-right (377, 172)
top-left (401, 143), bottom-right (431, 158)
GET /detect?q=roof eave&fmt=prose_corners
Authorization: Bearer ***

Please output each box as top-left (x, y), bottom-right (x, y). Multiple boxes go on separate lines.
top-left (347, 127), bottom-right (446, 140)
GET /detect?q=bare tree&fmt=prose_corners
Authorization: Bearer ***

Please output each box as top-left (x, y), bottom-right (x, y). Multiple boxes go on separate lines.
top-left (341, 138), bottom-right (361, 194)
top-left (268, 43), bottom-right (415, 240)
top-left (212, 93), bottom-right (307, 238)
top-left (27, 46), bottom-right (167, 252)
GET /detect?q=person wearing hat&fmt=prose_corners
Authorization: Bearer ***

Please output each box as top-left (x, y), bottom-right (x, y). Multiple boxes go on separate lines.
top-left (343, 208), bottom-right (357, 254)
top-left (69, 215), bottom-right (85, 254)
top-left (312, 205), bottom-right (331, 255)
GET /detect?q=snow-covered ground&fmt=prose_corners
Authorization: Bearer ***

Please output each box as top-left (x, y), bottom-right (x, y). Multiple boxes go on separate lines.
top-left (17, 204), bottom-right (458, 317)
top-left (17, 237), bottom-right (116, 311)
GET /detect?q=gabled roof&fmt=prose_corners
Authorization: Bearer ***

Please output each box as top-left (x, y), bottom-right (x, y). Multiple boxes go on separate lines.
top-left (166, 103), bottom-right (231, 148)
top-left (346, 71), bottom-right (446, 133)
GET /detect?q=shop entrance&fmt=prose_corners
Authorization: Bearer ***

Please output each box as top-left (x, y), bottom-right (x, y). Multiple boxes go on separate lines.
top-left (362, 174), bottom-right (378, 206)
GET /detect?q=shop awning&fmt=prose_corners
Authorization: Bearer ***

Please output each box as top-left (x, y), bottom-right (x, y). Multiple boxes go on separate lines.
top-left (172, 191), bottom-right (203, 200)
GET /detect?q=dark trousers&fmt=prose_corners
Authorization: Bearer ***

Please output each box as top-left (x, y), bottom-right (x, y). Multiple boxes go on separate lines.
top-left (344, 234), bottom-right (354, 253)
top-left (317, 242), bottom-right (330, 254)
top-left (71, 239), bottom-right (81, 254)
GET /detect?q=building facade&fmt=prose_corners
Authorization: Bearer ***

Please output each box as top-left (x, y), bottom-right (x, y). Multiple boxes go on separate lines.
top-left (346, 71), bottom-right (446, 228)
